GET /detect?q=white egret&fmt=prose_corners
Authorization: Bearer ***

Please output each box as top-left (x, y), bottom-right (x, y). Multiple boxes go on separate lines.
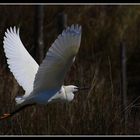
top-left (0, 24), bottom-right (87, 120)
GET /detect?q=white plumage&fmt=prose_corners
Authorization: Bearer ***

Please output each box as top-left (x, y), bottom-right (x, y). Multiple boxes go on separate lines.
top-left (3, 24), bottom-right (82, 106)
top-left (3, 27), bottom-right (39, 97)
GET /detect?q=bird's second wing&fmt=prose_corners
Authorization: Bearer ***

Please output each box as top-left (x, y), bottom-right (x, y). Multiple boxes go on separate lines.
top-left (33, 24), bottom-right (82, 94)
top-left (3, 27), bottom-right (39, 96)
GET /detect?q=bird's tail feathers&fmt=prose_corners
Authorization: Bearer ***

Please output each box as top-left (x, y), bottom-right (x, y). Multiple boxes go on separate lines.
top-left (15, 96), bottom-right (25, 105)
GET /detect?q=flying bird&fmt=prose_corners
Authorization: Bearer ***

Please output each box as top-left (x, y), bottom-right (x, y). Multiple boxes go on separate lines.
top-left (0, 24), bottom-right (86, 120)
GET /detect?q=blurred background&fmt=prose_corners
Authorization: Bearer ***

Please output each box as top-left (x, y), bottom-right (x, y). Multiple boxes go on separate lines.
top-left (0, 5), bottom-right (140, 135)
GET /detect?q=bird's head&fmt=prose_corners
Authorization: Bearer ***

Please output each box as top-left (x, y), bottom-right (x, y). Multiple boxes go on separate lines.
top-left (64, 85), bottom-right (89, 102)
top-left (65, 85), bottom-right (78, 94)
top-left (65, 85), bottom-right (89, 94)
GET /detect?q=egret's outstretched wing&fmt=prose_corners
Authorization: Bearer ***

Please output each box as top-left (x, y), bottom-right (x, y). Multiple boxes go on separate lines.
top-left (33, 24), bottom-right (82, 94)
top-left (3, 27), bottom-right (39, 96)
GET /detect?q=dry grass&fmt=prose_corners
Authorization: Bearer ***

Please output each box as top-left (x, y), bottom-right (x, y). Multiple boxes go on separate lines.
top-left (0, 5), bottom-right (140, 135)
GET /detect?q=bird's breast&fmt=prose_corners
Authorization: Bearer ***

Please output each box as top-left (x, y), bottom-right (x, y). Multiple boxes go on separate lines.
top-left (32, 87), bottom-right (68, 104)
top-left (32, 88), bottom-right (60, 104)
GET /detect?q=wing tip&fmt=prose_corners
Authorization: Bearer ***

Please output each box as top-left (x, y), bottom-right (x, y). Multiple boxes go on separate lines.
top-left (5, 26), bottom-right (20, 37)
top-left (65, 24), bottom-right (82, 35)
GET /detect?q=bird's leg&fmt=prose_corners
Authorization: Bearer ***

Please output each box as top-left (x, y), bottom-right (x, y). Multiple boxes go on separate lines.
top-left (0, 103), bottom-right (36, 121)
top-left (0, 113), bottom-right (11, 120)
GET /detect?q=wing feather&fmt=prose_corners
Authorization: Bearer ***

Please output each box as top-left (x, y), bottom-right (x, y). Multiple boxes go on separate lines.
top-left (3, 27), bottom-right (39, 96)
top-left (32, 24), bottom-right (82, 94)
